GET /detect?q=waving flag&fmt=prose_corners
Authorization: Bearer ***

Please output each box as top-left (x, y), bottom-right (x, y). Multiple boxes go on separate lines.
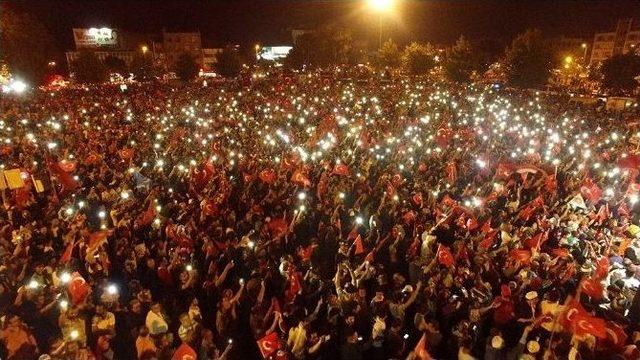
top-left (437, 244), bottom-right (455, 267)
top-left (257, 332), bottom-right (279, 359)
top-left (333, 163), bottom-right (350, 176)
top-left (291, 170), bottom-right (311, 187)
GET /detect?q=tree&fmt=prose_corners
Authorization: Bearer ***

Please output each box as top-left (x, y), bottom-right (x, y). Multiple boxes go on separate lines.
top-left (103, 56), bottom-right (127, 75)
top-left (444, 35), bottom-right (482, 83)
top-left (72, 50), bottom-right (107, 84)
top-left (130, 54), bottom-right (157, 81)
top-left (284, 27), bottom-right (356, 69)
top-left (503, 29), bottom-right (552, 88)
top-left (402, 42), bottom-right (436, 76)
top-left (0, 5), bottom-right (56, 84)
top-left (378, 39), bottom-right (401, 69)
top-left (600, 53), bottom-right (640, 95)
top-left (174, 53), bottom-right (199, 82)
top-left (215, 47), bottom-right (242, 78)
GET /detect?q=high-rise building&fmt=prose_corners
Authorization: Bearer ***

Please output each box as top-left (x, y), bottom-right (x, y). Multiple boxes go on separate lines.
top-left (590, 19), bottom-right (640, 65)
top-left (162, 31), bottom-right (203, 70)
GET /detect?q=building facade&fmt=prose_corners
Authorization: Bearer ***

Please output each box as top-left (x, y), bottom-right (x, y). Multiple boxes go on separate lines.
top-left (590, 19), bottom-right (640, 65)
top-left (162, 31), bottom-right (203, 71)
top-left (65, 28), bottom-right (154, 73)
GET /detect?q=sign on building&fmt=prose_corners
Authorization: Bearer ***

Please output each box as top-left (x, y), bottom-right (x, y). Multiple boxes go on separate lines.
top-left (73, 28), bottom-right (119, 48)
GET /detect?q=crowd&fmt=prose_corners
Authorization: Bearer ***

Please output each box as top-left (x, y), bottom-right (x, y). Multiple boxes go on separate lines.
top-left (0, 70), bottom-right (640, 360)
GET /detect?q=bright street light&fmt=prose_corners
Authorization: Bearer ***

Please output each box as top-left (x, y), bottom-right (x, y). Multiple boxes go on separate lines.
top-left (141, 45), bottom-right (148, 54)
top-left (369, 0), bottom-right (393, 11)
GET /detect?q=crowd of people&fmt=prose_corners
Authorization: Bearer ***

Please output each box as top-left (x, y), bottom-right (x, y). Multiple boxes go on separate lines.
top-left (0, 70), bottom-right (640, 360)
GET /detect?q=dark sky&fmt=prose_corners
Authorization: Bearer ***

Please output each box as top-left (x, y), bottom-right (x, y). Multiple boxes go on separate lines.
top-left (6, 0), bottom-right (640, 52)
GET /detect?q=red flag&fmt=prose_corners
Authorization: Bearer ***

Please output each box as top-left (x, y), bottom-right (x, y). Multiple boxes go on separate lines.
top-left (139, 200), bottom-right (157, 225)
top-left (551, 248), bottom-right (570, 258)
top-left (87, 230), bottom-right (111, 253)
top-left (509, 249), bottom-right (532, 264)
top-left (524, 231), bottom-right (547, 250)
top-left (618, 154), bottom-right (640, 170)
top-left (581, 177), bottom-right (602, 203)
top-left (595, 257), bottom-right (609, 280)
top-left (69, 272), bottom-right (90, 305)
top-left (286, 271), bottom-right (302, 303)
top-left (257, 332), bottom-right (280, 359)
top-left (604, 320), bottom-right (628, 348)
top-left (47, 159), bottom-right (80, 195)
top-left (58, 160), bottom-right (77, 172)
top-left (202, 199), bottom-right (219, 217)
top-left (403, 211), bottom-right (416, 224)
top-left (437, 244), bottom-right (455, 267)
top-left (572, 311), bottom-right (607, 339)
top-left (259, 169), bottom-right (276, 184)
top-left (172, 342), bottom-right (197, 360)
top-left (559, 299), bottom-right (587, 330)
top-left (84, 152), bottom-right (101, 166)
top-left (412, 193), bottom-right (423, 205)
top-left (495, 162), bottom-right (515, 180)
top-left (414, 333), bottom-right (432, 360)
top-left (118, 148), bottom-right (135, 160)
top-left (466, 217), bottom-right (479, 231)
top-left (353, 234), bottom-right (365, 255)
top-left (291, 170), bottom-right (311, 187)
top-left (267, 218), bottom-right (288, 237)
top-left (581, 278), bottom-right (604, 300)
top-left (479, 229), bottom-right (498, 250)
top-left (518, 196), bottom-right (544, 221)
top-left (60, 241), bottom-right (76, 264)
top-left (445, 161), bottom-right (457, 184)
top-left (332, 163), bottom-right (349, 176)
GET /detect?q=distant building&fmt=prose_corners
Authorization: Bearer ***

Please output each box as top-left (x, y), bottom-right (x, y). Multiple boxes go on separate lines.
top-left (65, 27), bottom-right (154, 73)
top-left (202, 48), bottom-right (224, 72)
top-left (162, 31), bottom-right (203, 70)
top-left (590, 19), bottom-right (640, 66)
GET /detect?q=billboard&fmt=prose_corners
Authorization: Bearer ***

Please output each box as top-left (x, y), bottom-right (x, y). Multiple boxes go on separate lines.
top-left (257, 46), bottom-right (293, 61)
top-left (73, 28), bottom-right (119, 48)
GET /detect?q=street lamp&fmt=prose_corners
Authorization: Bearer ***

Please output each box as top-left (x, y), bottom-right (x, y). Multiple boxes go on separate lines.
top-left (581, 43), bottom-right (588, 62)
top-left (141, 45), bottom-right (148, 54)
top-left (368, 0), bottom-right (394, 49)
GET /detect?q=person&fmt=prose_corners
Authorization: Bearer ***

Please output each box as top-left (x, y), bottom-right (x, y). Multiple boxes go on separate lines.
top-left (0, 314), bottom-right (38, 359)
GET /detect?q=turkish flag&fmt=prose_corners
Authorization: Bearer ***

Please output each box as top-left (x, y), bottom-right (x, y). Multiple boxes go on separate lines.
top-left (412, 193), bottom-right (423, 205)
top-left (291, 170), bottom-right (311, 187)
top-left (604, 320), bottom-right (628, 348)
top-left (69, 272), bottom-right (90, 305)
top-left (580, 177), bottom-right (602, 203)
top-left (618, 154), bottom-right (640, 170)
top-left (172, 342), bottom-right (197, 360)
top-left (87, 230), bottom-right (111, 254)
top-left (118, 148), bottom-right (135, 160)
top-left (84, 152), bottom-right (101, 166)
top-left (60, 240), bottom-right (76, 264)
top-left (259, 169), bottom-right (276, 184)
top-left (595, 257), bottom-right (609, 280)
top-left (58, 160), bottom-right (77, 172)
top-left (437, 244), bottom-right (455, 267)
top-left (559, 299), bottom-right (586, 330)
top-left (581, 278), bottom-right (604, 300)
top-left (572, 311), bottom-right (607, 339)
top-left (414, 332), bottom-right (433, 360)
top-left (479, 229), bottom-right (498, 250)
top-left (523, 231), bottom-right (547, 250)
top-left (332, 164), bottom-right (350, 176)
top-left (47, 159), bottom-right (80, 195)
top-left (495, 162), bottom-right (515, 180)
top-left (139, 199), bottom-right (157, 225)
top-left (509, 249), bottom-right (532, 264)
top-left (268, 218), bottom-right (288, 238)
top-left (445, 161), bottom-right (457, 184)
top-left (353, 234), bottom-right (365, 255)
top-left (257, 332), bottom-right (280, 359)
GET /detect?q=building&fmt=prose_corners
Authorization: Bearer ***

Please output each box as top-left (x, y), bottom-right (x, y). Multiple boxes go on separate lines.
top-left (202, 48), bottom-right (224, 72)
top-left (65, 27), bottom-right (154, 73)
top-left (162, 31), bottom-right (203, 70)
top-left (590, 19), bottom-right (640, 66)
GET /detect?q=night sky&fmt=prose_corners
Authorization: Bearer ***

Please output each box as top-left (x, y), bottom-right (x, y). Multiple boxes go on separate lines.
top-left (6, 0), bottom-right (640, 54)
